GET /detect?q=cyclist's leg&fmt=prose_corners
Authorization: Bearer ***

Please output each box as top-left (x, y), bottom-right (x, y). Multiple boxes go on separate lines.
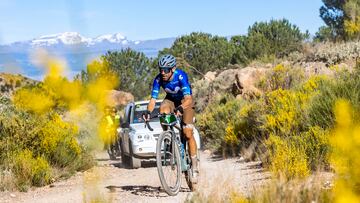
top-left (181, 102), bottom-right (199, 182)
top-left (160, 98), bottom-right (175, 130)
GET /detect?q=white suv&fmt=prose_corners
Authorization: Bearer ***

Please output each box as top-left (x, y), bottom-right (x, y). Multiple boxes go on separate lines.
top-left (119, 100), bottom-right (201, 169)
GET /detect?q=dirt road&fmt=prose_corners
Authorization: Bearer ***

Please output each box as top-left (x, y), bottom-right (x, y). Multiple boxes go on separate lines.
top-left (0, 151), bottom-right (270, 203)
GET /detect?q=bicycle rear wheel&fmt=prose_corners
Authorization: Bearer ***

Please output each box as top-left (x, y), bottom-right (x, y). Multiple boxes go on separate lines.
top-left (184, 144), bottom-right (200, 191)
top-left (156, 131), bottom-right (181, 196)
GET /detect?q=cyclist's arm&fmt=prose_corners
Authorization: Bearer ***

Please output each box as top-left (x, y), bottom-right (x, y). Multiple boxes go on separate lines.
top-left (179, 71), bottom-right (193, 110)
top-left (148, 75), bottom-right (161, 112)
top-left (147, 98), bottom-right (156, 112)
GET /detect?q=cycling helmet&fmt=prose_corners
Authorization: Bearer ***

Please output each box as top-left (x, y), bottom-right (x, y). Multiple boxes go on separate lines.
top-left (158, 54), bottom-right (176, 69)
top-left (104, 106), bottom-right (111, 114)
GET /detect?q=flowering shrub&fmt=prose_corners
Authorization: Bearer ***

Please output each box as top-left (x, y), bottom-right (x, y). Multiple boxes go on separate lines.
top-left (331, 100), bottom-right (360, 202)
top-left (265, 134), bottom-right (309, 179)
top-left (197, 95), bottom-right (244, 156)
top-left (198, 63), bottom-right (332, 177)
top-left (0, 100), bottom-right (91, 191)
top-left (12, 150), bottom-right (51, 191)
top-left (38, 114), bottom-right (82, 167)
top-left (258, 64), bottom-right (305, 92)
top-left (300, 126), bottom-right (330, 170)
top-left (13, 87), bottom-right (55, 114)
top-left (263, 89), bottom-right (303, 136)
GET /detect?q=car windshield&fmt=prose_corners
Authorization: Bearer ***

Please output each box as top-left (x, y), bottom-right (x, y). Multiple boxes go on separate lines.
top-left (132, 102), bottom-right (161, 124)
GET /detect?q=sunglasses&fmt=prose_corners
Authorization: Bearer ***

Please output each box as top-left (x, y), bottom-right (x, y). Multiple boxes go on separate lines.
top-left (159, 68), bottom-right (172, 74)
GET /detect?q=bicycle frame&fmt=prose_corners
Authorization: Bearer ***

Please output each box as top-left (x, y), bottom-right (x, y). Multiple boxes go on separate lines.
top-left (162, 115), bottom-right (192, 171)
top-left (146, 113), bottom-right (191, 170)
top-left (166, 128), bottom-right (190, 172)
top-left (146, 113), bottom-right (195, 195)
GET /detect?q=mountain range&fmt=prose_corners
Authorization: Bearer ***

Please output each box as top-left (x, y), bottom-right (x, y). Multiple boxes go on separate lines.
top-left (0, 32), bottom-right (176, 80)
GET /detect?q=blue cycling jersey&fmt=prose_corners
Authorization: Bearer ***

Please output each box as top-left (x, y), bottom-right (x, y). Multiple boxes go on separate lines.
top-left (151, 69), bottom-right (192, 101)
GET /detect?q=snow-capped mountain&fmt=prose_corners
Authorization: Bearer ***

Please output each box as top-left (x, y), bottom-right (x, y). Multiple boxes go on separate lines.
top-left (93, 33), bottom-right (126, 44)
top-left (0, 32), bottom-right (176, 80)
top-left (1, 32), bottom-right (175, 53)
top-left (31, 32), bottom-right (92, 46)
top-left (30, 32), bottom-right (129, 47)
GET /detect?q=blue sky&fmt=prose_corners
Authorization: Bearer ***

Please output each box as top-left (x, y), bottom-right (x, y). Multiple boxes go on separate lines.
top-left (0, 0), bottom-right (325, 44)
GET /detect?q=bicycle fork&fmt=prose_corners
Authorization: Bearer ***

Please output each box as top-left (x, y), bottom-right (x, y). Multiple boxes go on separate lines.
top-left (170, 136), bottom-right (176, 170)
top-left (162, 131), bottom-right (177, 169)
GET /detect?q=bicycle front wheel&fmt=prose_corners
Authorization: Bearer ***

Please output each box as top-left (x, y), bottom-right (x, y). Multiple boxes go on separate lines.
top-left (156, 131), bottom-right (182, 196)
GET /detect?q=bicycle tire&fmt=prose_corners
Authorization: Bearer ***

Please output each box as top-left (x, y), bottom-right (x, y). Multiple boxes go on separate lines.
top-left (185, 170), bottom-right (197, 191)
top-left (156, 131), bottom-right (182, 196)
top-left (184, 147), bottom-right (200, 191)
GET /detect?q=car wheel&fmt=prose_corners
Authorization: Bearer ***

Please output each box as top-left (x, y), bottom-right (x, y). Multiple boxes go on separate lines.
top-left (120, 140), bottom-right (129, 166)
top-left (129, 140), bottom-right (141, 169)
top-left (115, 138), bottom-right (122, 157)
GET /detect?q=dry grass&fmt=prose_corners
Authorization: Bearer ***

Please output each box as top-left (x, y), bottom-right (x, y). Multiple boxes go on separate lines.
top-left (0, 169), bottom-right (16, 191)
top-left (189, 171), bottom-right (333, 203)
top-left (245, 173), bottom-right (333, 203)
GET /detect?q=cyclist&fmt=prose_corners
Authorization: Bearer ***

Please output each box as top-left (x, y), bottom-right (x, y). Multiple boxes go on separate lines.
top-left (143, 54), bottom-right (199, 183)
top-left (102, 106), bottom-right (121, 159)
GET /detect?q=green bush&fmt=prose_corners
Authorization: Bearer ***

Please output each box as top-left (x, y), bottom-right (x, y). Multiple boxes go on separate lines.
top-left (232, 101), bottom-right (264, 150)
top-left (197, 95), bottom-right (265, 158)
top-left (78, 48), bottom-right (153, 100)
top-left (314, 26), bottom-right (336, 42)
top-left (308, 70), bottom-right (360, 129)
top-left (197, 95), bottom-right (243, 155)
top-left (231, 19), bottom-right (308, 64)
top-left (162, 32), bottom-right (235, 78)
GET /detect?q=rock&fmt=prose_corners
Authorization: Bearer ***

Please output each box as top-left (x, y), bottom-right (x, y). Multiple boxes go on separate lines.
top-left (106, 90), bottom-right (134, 107)
top-left (10, 193), bottom-right (16, 198)
top-left (204, 71), bottom-right (217, 82)
top-left (203, 150), bottom-right (212, 155)
top-left (193, 66), bottom-right (268, 111)
top-left (238, 157), bottom-right (245, 163)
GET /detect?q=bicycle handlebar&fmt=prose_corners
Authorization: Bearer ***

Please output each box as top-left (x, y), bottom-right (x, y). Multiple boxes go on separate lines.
top-left (144, 113), bottom-right (181, 132)
top-left (144, 114), bottom-right (160, 131)
top-left (145, 121), bottom-right (154, 131)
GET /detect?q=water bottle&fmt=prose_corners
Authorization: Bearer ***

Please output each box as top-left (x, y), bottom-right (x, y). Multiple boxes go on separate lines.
top-left (180, 142), bottom-right (187, 171)
top-left (180, 143), bottom-right (185, 159)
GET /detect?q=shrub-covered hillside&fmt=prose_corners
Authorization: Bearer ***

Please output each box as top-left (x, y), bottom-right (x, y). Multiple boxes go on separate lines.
top-left (0, 73), bottom-right (38, 97)
top-left (0, 60), bottom-right (120, 191)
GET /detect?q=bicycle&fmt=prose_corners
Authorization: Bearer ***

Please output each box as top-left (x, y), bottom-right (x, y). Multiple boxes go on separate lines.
top-left (106, 128), bottom-right (122, 160)
top-left (145, 113), bottom-right (197, 196)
